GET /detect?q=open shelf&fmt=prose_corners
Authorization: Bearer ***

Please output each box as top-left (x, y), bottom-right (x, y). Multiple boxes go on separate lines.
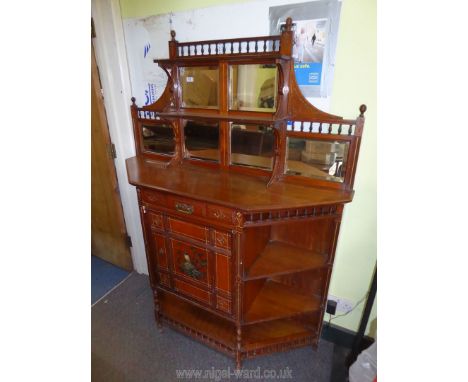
top-left (138, 110), bottom-right (290, 124)
top-left (244, 280), bottom-right (321, 324)
top-left (159, 287), bottom-right (319, 355)
top-left (245, 241), bottom-right (327, 280)
top-left (242, 317), bottom-right (316, 352)
top-left (159, 290), bottom-right (236, 349)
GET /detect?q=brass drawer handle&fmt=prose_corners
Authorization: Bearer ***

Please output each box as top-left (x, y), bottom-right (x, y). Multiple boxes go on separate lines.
top-left (175, 202), bottom-right (194, 215)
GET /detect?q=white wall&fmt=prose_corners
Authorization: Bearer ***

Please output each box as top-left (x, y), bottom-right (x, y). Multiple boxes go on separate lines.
top-left (123, 0), bottom-right (332, 111)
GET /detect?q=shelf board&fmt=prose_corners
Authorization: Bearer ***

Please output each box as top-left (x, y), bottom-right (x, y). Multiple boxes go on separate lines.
top-left (244, 280), bottom-right (321, 324)
top-left (242, 318), bottom-right (316, 352)
top-left (246, 241), bottom-right (327, 280)
top-left (139, 110), bottom-right (290, 124)
top-left (155, 53), bottom-right (292, 65)
top-left (159, 291), bottom-right (236, 349)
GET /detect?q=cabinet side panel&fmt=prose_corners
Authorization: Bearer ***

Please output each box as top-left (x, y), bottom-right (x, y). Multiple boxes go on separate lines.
top-left (243, 279), bottom-right (266, 317)
top-left (270, 219), bottom-right (334, 255)
top-left (243, 226), bottom-right (271, 271)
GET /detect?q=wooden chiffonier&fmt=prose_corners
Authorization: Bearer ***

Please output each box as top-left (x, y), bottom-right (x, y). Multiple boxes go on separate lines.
top-left (126, 18), bottom-right (367, 368)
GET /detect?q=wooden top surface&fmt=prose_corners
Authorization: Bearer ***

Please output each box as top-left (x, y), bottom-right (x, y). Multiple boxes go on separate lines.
top-left (126, 156), bottom-right (353, 211)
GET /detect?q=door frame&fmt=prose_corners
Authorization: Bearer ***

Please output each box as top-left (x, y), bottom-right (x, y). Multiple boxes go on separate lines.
top-left (92, 0), bottom-right (147, 273)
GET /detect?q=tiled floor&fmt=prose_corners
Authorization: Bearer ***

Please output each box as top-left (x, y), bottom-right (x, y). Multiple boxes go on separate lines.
top-left (91, 255), bottom-right (130, 304)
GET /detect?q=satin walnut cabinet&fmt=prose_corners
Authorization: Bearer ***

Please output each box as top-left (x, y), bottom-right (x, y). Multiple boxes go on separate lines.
top-left (126, 18), bottom-right (366, 368)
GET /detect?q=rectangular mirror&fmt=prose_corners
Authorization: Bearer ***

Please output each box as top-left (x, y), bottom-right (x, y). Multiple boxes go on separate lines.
top-left (285, 138), bottom-right (349, 182)
top-left (230, 123), bottom-right (275, 170)
top-left (141, 124), bottom-right (175, 155)
top-left (229, 64), bottom-right (278, 112)
top-left (180, 66), bottom-right (219, 109)
top-left (184, 120), bottom-right (220, 162)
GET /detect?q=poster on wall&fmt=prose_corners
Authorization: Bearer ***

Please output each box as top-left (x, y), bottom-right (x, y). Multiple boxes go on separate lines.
top-left (292, 18), bottom-right (328, 87)
top-left (269, 0), bottom-right (341, 98)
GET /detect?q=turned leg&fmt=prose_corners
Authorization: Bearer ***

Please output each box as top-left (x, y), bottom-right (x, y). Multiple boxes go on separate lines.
top-left (236, 326), bottom-right (242, 369)
top-left (311, 337), bottom-right (318, 351)
top-left (153, 289), bottom-right (163, 331)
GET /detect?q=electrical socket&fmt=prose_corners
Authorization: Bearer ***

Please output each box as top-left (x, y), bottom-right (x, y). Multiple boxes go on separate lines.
top-left (327, 295), bottom-right (354, 314)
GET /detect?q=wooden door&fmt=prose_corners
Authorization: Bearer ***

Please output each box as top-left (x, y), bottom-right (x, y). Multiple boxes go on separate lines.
top-left (91, 44), bottom-right (133, 271)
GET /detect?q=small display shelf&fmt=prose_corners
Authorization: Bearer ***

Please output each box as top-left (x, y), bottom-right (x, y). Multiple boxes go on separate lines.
top-left (245, 241), bottom-right (327, 280)
top-left (243, 280), bottom-right (321, 324)
top-left (242, 317), bottom-right (318, 353)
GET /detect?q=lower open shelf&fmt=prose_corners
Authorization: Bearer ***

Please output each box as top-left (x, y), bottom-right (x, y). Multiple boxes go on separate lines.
top-left (242, 317), bottom-right (317, 353)
top-left (244, 280), bottom-right (322, 324)
top-left (159, 290), bottom-right (236, 351)
top-left (159, 290), bottom-right (318, 357)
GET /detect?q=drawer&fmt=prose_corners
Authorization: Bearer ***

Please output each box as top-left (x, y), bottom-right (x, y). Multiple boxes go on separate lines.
top-left (206, 204), bottom-right (234, 224)
top-left (214, 230), bottom-right (231, 250)
top-left (167, 195), bottom-right (205, 218)
top-left (168, 217), bottom-right (209, 243)
top-left (140, 188), bottom-right (166, 207)
top-left (216, 295), bottom-right (232, 314)
top-left (173, 278), bottom-right (212, 306)
top-left (170, 238), bottom-right (210, 286)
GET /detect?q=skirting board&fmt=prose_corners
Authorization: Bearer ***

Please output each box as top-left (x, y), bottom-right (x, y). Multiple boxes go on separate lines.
top-left (321, 323), bottom-right (375, 350)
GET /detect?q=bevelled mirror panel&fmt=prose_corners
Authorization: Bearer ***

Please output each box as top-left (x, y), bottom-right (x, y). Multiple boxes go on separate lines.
top-left (180, 66), bottom-right (219, 109)
top-left (285, 138), bottom-right (349, 182)
top-left (230, 123), bottom-right (275, 170)
top-left (229, 64), bottom-right (278, 112)
top-left (184, 120), bottom-right (220, 162)
top-left (141, 124), bottom-right (175, 155)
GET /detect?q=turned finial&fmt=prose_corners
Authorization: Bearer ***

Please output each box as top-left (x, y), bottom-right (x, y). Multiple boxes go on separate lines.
top-left (285, 17), bottom-right (293, 31)
top-left (359, 104), bottom-right (367, 117)
top-left (170, 30), bottom-right (176, 41)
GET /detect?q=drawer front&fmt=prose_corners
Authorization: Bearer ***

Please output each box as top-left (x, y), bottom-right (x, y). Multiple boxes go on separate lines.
top-left (168, 217), bottom-right (209, 243)
top-left (170, 239), bottom-right (210, 286)
top-left (206, 204), bottom-right (234, 224)
top-left (214, 230), bottom-right (231, 250)
top-left (173, 278), bottom-right (212, 305)
top-left (154, 233), bottom-right (168, 270)
top-left (140, 188), bottom-right (166, 207)
top-left (216, 295), bottom-right (232, 314)
top-left (167, 195), bottom-right (205, 218)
